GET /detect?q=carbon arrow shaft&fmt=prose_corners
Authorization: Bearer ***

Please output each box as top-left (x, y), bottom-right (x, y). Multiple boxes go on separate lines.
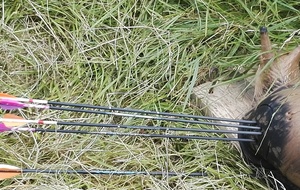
top-left (19, 169), bottom-right (206, 176)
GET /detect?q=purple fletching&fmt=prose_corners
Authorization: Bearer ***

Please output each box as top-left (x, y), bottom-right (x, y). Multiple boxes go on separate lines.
top-left (0, 123), bottom-right (11, 132)
top-left (0, 99), bottom-right (25, 110)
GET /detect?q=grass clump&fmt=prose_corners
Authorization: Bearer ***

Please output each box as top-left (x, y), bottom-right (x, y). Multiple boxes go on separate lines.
top-left (0, 0), bottom-right (300, 189)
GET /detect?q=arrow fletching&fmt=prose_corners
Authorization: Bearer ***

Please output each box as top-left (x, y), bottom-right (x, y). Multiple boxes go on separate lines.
top-left (0, 93), bottom-right (48, 104)
top-left (2, 114), bottom-right (27, 128)
top-left (0, 164), bottom-right (21, 180)
top-left (0, 93), bottom-right (16, 99)
top-left (0, 93), bottom-right (21, 110)
top-left (0, 123), bottom-right (12, 132)
top-left (0, 99), bottom-right (25, 110)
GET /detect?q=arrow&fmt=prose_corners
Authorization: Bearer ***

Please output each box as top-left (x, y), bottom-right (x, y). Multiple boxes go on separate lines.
top-left (0, 93), bottom-right (257, 130)
top-left (0, 114), bottom-right (259, 142)
top-left (0, 164), bottom-right (206, 180)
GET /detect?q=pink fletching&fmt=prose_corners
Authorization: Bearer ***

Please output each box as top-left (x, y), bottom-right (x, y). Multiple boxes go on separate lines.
top-left (0, 123), bottom-right (12, 132)
top-left (0, 99), bottom-right (24, 110)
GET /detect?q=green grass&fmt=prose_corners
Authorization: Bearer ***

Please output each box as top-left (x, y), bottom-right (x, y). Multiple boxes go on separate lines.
top-left (0, 0), bottom-right (299, 189)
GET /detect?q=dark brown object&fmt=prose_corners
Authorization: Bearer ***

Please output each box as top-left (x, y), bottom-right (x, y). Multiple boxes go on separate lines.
top-left (239, 27), bottom-right (300, 189)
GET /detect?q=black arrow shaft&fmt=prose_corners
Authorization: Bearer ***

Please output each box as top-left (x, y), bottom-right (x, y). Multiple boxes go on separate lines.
top-left (33, 128), bottom-right (255, 142)
top-left (20, 169), bottom-right (206, 176)
top-left (48, 101), bottom-right (255, 124)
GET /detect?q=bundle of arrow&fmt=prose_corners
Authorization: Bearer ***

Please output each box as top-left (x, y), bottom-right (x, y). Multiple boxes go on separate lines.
top-left (0, 92), bottom-right (258, 178)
